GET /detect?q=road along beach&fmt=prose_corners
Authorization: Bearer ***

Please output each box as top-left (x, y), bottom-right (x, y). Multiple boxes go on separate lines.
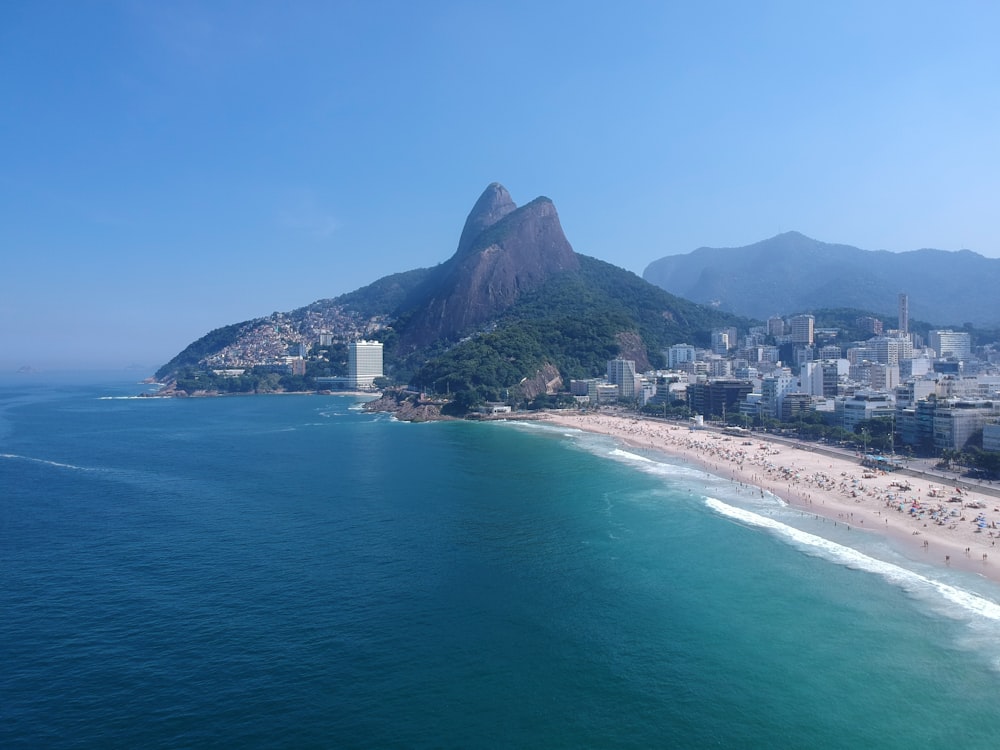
top-left (537, 411), bottom-right (1000, 584)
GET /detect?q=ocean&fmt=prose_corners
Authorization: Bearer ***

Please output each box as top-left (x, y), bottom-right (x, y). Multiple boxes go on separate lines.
top-left (3, 373), bottom-right (1000, 748)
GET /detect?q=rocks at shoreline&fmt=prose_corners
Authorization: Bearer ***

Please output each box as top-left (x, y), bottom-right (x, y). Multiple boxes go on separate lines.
top-left (363, 390), bottom-right (447, 422)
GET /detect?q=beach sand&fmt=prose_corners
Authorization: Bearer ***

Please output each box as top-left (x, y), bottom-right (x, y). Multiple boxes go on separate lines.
top-left (538, 411), bottom-right (1000, 584)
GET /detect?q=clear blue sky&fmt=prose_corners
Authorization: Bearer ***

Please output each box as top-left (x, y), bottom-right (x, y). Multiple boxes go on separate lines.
top-left (3, 1), bottom-right (999, 371)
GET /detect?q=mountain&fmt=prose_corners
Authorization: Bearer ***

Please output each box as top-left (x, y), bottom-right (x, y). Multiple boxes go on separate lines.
top-left (158, 184), bottom-right (743, 403)
top-left (642, 231), bottom-right (1000, 327)
top-left (394, 184), bottom-right (579, 351)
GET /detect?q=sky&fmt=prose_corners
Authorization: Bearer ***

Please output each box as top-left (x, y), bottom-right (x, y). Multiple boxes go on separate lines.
top-left (3, 1), bottom-right (999, 371)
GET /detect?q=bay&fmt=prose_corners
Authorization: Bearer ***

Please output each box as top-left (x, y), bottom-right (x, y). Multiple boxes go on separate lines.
top-left (3, 374), bottom-right (1000, 748)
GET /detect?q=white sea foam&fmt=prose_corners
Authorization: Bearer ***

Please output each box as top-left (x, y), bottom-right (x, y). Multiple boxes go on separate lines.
top-left (609, 448), bottom-right (655, 463)
top-left (508, 419), bottom-right (582, 435)
top-left (705, 496), bottom-right (1000, 624)
top-left (0, 453), bottom-right (100, 472)
top-left (604, 447), bottom-right (718, 482)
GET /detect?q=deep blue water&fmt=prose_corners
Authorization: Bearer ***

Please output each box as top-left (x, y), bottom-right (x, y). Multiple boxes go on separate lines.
top-left (4, 373), bottom-right (1000, 748)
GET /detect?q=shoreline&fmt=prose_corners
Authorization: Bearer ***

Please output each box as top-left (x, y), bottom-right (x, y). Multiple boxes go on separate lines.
top-left (534, 411), bottom-right (1000, 586)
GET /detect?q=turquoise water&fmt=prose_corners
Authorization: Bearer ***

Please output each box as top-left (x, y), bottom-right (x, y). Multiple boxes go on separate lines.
top-left (3, 374), bottom-right (1000, 748)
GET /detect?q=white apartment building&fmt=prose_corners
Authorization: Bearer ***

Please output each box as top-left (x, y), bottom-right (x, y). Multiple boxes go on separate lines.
top-left (760, 371), bottom-right (796, 420)
top-left (348, 340), bottom-right (384, 389)
top-left (929, 330), bottom-right (972, 361)
top-left (667, 344), bottom-right (697, 369)
top-left (835, 392), bottom-right (895, 433)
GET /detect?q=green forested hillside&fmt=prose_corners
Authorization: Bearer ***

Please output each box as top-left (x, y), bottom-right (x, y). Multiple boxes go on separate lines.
top-left (408, 255), bottom-right (747, 404)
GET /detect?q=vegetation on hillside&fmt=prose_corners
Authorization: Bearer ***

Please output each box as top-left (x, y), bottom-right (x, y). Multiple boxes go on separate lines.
top-left (307, 267), bottom-right (432, 319)
top-left (406, 256), bottom-right (748, 407)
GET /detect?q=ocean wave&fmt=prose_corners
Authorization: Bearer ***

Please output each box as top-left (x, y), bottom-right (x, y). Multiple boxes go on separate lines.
top-left (705, 496), bottom-right (1000, 625)
top-left (507, 419), bottom-right (582, 435)
top-left (609, 448), bottom-right (656, 463)
top-left (0, 453), bottom-right (101, 472)
top-left (604, 447), bottom-right (717, 482)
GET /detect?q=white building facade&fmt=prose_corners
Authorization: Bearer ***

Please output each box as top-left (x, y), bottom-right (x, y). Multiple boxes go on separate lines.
top-left (348, 340), bottom-right (384, 389)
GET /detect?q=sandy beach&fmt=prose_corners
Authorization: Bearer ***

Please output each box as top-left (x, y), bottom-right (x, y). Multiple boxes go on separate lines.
top-left (538, 411), bottom-right (1000, 584)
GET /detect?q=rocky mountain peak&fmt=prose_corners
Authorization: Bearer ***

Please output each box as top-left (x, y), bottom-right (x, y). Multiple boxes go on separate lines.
top-left (455, 182), bottom-right (517, 257)
top-left (396, 186), bottom-right (579, 350)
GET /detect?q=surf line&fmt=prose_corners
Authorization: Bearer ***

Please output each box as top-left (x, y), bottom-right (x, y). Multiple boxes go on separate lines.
top-left (705, 496), bottom-right (1000, 623)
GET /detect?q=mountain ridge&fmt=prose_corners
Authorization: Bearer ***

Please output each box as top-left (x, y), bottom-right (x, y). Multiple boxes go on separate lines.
top-left (643, 232), bottom-right (1000, 326)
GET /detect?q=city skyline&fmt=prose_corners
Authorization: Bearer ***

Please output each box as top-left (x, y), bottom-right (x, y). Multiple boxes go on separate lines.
top-left (4, 1), bottom-right (1000, 370)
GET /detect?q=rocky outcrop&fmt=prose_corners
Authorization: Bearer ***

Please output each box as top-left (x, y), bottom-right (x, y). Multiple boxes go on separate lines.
top-left (363, 390), bottom-right (448, 422)
top-left (397, 185), bottom-right (580, 351)
top-left (615, 331), bottom-right (652, 373)
top-left (517, 363), bottom-right (563, 401)
top-left (455, 182), bottom-right (517, 257)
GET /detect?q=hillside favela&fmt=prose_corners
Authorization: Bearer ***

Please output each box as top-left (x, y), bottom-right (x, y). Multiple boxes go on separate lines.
top-left (156, 183), bottom-right (1000, 478)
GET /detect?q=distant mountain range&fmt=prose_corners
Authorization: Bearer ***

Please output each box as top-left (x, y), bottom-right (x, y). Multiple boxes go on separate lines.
top-left (642, 231), bottom-right (1000, 327)
top-left (158, 184), bottom-right (742, 401)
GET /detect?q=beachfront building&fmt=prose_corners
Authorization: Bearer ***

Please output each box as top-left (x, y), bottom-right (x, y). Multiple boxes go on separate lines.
top-left (932, 401), bottom-right (1000, 452)
top-left (596, 383), bottom-right (621, 404)
top-left (834, 391), bottom-right (895, 433)
top-left (688, 379), bottom-right (753, 420)
top-left (897, 400), bottom-right (935, 453)
top-left (348, 340), bottom-right (383, 389)
top-left (897, 398), bottom-right (1000, 453)
top-left (780, 393), bottom-right (814, 422)
top-left (607, 358), bottom-right (641, 400)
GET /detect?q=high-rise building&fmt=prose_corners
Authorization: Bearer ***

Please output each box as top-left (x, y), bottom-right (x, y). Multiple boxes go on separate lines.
top-left (607, 358), bottom-right (639, 399)
top-left (789, 314), bottom-right (815, 345)
top-left (761, 371), bottom-right (795, 419)
top-left (711, 330), bottom-right (730, 355)
top-left (871, 336), bottom-right (903, 366)
top-left (767, 316), bottom-right (785, 337)
top-left (929, 330), bottom-right (972, 361)
top-left (898, 293), bottom-right (909, 337)
top-left (348, 340), bottom-right (383, 389)
top-left (667, 344), bottom-right (696, 369)
top-left (687, 380), bottom-right (753, 418)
